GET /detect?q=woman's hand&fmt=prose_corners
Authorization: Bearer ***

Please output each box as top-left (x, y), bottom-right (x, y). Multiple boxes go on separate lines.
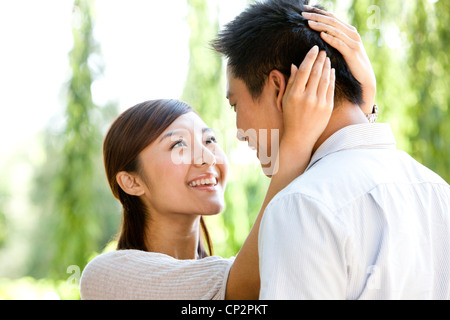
top-left (302, 6), bottom-right (376, 114)
top-left (281, 45), bottom-right (335, 155)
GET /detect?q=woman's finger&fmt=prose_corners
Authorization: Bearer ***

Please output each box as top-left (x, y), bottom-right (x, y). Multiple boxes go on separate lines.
top-left (291, 45), bottom-right (320, 92)
top-left (317, 57), bottom-right (331, 99)
top-left (285, 64), bottom-right (298, 95)
top-left (320, 32), bottom-right (353, 56)
top-left (303, 5), bottom-right (330, 16)
top-left (303, 5), bottom-right (355, 31)
top-left (326, 68), bottom-right (336, 106)
top-left (302, 11), bottom-right (360, 42)
top-left (307, 20), bottom-right (359, 50)
top-left (304, 50), bottom-right (327, 94)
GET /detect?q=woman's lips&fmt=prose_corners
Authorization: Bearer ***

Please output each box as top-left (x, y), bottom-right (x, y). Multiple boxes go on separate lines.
top-left (189, 184), bottom-right (218, 192)
top-left (188, 177), bottom-right (218, 187)
top-left (187, 173), bottom-right (219, 192)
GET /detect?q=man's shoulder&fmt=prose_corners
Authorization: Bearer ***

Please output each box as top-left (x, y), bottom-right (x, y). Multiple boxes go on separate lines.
top-left (273, 147), bottom-right (448, 212)
top-left (275, 148), bottom-right (384, 204)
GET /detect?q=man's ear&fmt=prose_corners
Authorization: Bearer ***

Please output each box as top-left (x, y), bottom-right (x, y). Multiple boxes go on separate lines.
top-left (116, 171), bottom-right (145, 196)
top-left (268, 69), bottom-right (287, 113)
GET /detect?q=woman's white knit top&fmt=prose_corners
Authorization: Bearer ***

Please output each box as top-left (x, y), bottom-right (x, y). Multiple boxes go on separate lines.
top-left (79, 249), bottom-right (234, 300)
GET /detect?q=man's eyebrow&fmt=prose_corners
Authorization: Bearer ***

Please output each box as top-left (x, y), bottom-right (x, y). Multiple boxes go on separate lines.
top-left (203, 127), bottom-right (214, 135)
top-left (159, 128), bottom-right (214, 143)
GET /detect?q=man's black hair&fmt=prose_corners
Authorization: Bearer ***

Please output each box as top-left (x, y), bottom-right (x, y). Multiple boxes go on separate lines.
top-left (212, 0), bottom-right (363, 106)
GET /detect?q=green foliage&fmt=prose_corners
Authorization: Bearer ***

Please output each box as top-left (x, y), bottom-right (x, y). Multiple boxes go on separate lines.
top-left (182, 0), bottom-right (224, 125)
top-left (405, 0), bottom-right (450, 183)
top-left (346, 0), bottom-right (449, 183)
top-left (27, 0), bottom-right (121, 280)
top-left (0, 180), bottom-right (7, 249)
top-left (49, 0), bottom-right (101, 277)
top-left (0, 208), bottom-right (6, 249)
top-left (0, 277), bottom-right (80, 300)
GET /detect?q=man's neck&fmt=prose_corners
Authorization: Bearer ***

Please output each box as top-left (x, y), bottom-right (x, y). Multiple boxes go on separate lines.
top-left (312, 102), bottom-right (369, 154)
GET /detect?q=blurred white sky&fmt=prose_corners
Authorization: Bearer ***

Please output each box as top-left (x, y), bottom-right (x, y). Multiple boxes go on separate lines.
top-left (0, 0), bottom-right (247, 163)
top-left (0, 1), bottom-right (73, 158)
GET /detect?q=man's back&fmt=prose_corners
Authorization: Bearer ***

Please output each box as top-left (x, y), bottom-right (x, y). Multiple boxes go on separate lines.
top-left (259, 124), bottom-right (450, 299)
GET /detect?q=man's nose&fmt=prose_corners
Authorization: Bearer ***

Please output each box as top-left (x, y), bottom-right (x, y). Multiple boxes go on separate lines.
top-left (236, 129), bottom-right (248, 142)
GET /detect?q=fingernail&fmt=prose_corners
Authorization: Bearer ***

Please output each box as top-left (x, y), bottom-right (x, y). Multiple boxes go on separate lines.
top-left (302, 12), bottom-right (311, 17)
top-left (291, 64), bottom-right (296, 74)
top-left (312, 45), bottom-right (319, 52)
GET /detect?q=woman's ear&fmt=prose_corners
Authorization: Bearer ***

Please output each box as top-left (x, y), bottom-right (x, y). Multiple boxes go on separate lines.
top-left (268, 69), bottom-right (287, 113)
top-left (116, 171), bottom-right (145, 196)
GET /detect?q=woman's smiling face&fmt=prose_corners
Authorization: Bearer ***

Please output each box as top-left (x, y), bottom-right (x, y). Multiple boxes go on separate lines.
top-left (137, 112), bottom-right (228, 218)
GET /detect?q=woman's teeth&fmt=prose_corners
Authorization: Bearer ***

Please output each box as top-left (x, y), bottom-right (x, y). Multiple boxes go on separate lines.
top-left (189, 177), bottom-right (217, 187)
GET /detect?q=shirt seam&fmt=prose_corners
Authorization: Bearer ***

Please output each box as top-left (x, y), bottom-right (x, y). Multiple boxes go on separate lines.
top-left (307, 144), bottom-right (397, 172)
top-left (272, 179), bottom-right (449, 219)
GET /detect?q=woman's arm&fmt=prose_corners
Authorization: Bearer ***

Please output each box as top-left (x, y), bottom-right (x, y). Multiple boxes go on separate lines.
top-left (225, 46), bottom-right (336, 299)
top-left (302, 6), bottom-right (377, 114)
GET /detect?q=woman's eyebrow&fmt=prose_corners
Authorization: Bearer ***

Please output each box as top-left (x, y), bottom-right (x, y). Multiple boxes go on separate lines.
top-left (159, 130), bottom-right (186, 143)
top-left (159, 128), bottom-right (214, 143)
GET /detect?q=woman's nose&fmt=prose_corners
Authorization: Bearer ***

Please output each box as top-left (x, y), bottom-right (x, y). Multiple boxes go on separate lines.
top-left (193, 145), bottom-right (216, 167)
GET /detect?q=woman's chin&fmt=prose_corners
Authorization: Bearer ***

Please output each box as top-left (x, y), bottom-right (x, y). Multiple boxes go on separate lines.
top-left (198, 201), bottom-right (225, 216)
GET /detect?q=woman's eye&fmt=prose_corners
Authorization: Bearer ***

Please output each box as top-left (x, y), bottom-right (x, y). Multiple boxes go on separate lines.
top-left (230, 104), bottom-right (236, 112)
top-left (171, 140), bottom-right (187, 149)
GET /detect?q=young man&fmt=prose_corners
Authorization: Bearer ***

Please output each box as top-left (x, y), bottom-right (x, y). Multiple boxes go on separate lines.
top-left (213, 0), bottom-right (450, 299)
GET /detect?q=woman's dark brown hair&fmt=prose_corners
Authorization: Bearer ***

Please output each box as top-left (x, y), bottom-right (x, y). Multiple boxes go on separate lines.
top-left (103, 99), bottom-right (213, 258)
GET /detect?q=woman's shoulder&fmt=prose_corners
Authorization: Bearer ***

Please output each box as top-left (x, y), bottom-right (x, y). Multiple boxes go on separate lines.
top-left (84, 249), bottom-right (234, 269)
top-left (80, 249), bottom-right (234, 300)
top-left (84, 249), bottom-right (175, 266)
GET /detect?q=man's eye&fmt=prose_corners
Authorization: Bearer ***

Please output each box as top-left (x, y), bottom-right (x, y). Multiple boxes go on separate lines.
top-left (206, 136), bottom-right (217, 144)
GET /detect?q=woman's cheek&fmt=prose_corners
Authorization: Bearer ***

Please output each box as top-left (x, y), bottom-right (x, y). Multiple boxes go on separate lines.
top-left (216, 149), bottom-right (229, 186)
top-left (169, 147), bottom-right (192, 165)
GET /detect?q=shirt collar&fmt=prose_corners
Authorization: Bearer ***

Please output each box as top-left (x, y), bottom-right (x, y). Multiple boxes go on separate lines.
top-left (306, 123), bottom-right (397, 171)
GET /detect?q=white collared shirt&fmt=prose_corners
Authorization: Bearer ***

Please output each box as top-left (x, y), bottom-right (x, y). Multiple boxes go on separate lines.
top-left (259, 123), bottom-right (450, 300)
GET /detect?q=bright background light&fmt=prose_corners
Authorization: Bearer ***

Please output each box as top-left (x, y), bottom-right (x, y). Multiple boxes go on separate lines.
top-left (0, 1), bottom-right (74, 156)
top-left (0, 0), bottom-right (248, 161)
top-left (0, 0), bottom-right (191, 159)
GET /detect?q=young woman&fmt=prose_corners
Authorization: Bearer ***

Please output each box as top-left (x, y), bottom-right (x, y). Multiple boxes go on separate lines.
top-left (80, 10), bottom-right (377, 300)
